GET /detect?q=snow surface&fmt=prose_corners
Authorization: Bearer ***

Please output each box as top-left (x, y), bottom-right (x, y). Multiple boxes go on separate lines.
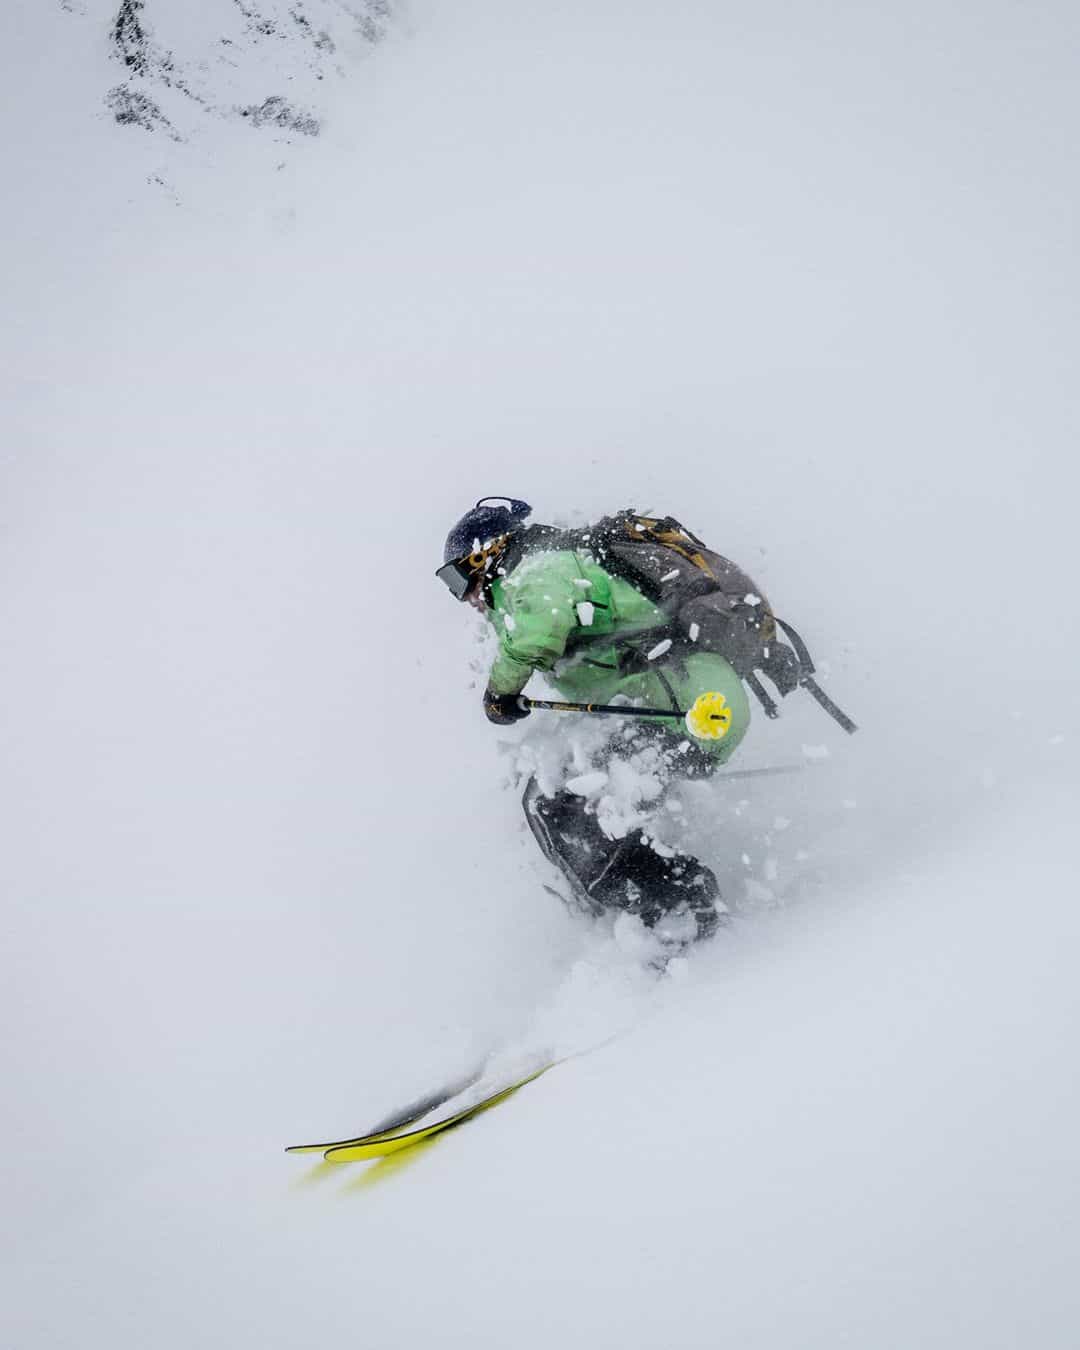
top-left (3, 1), bottom-right (1080, 1347)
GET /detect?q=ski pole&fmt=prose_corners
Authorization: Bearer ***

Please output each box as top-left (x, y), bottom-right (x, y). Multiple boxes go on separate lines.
top-left (520, 696), bottom-right (683, 718)
top-left (518, 696), bottom-right (807, 772)
top-left (518, 691), bottom-right (733, 742)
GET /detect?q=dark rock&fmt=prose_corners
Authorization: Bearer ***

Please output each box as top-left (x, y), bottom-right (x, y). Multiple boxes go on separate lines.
top-left (105, 85), bottom-right (181, 139)
top-left (237, 94), bottom-right (320, 136)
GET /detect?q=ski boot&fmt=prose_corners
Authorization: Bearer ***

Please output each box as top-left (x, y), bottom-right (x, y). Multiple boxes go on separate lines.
top-left (522, 779), bottom-right (723, 943)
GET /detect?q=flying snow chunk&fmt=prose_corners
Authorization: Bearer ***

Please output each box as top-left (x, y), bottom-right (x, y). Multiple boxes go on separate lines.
top-left (661, 569), bottom-right (681, 582)
top-left (565, 771), bottom-right (609, 798)
top-left (503, 614), bottom-right (516, 632)
top-left (647, 639), bottom-right (672, 661)
top-left (802, 744), bottom-right (830, 761)
top-left (744, 592), bottom-right (761, 605)
top-left (689, 622), bottom-right (700, 642)
top-left (572, 577), bottom-right (593, 589)
top-left (576, 601), bottom-right (596, 626)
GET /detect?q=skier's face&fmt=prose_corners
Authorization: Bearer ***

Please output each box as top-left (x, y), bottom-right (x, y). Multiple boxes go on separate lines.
top-left (466, 583), bottom-right (488, 613)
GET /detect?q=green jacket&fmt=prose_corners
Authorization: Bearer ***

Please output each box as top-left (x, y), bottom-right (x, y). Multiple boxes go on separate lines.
top-left (486, 549), bottom-right (750, 762)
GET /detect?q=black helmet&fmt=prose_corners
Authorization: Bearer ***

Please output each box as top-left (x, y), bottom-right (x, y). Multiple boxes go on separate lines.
top-left (436, 496), bottom-right (532, 600)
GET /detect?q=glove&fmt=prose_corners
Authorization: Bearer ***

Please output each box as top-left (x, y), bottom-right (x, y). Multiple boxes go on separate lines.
top-left (758, 641), bottom-right (802, 697)
top-left (483, 688), bottom-right (530, 725)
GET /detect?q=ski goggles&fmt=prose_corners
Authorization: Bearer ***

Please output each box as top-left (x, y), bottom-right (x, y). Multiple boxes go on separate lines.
top-left (436, 533), bottom-right (511, 601)
top-left (435, 558), bottom-right (475, 601)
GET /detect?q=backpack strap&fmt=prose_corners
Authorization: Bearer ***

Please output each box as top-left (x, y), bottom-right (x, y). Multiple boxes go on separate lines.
top-left (772, 617), bottom-right (858, 735)
top-left (773, 617), bottom-right (816, 675)
top-left (746, 672), bottom-right (780, 720)
top-left (801, 676), bottom-right (858, 735)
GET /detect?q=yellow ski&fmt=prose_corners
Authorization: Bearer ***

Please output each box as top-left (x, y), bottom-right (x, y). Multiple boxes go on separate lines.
top-left (319, 1062), bottom-right (555, 1164)
top-left (285, 1065), bottom-right (486, 1155)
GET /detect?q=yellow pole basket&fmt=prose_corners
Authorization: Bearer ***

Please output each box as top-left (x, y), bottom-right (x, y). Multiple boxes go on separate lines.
top-left (684, 690), bottom-right (732, 741)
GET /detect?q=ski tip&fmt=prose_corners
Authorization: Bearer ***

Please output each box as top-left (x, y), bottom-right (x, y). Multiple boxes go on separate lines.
top-left (286, 1057), bottom-right (563, 1164)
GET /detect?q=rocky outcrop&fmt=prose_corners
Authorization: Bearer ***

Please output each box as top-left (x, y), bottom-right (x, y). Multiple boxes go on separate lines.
top-left (238, 94), bottom-right (321, 137)
top-left (104, 84), bottom-right (180, 140)
top-left (98, 0), bottom-right (393, 145)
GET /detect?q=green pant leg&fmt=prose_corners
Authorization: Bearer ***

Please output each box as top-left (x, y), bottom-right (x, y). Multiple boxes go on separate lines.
top-left (615, 652), bottom-right (751, 766)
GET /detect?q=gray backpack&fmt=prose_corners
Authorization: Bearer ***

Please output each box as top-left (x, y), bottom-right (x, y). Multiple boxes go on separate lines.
top-left (579, 511), bottom-right (856, 732)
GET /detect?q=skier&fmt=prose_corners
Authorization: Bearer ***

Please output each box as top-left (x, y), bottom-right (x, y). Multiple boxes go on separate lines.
top-left (436, 497), bottom-right (851, 947)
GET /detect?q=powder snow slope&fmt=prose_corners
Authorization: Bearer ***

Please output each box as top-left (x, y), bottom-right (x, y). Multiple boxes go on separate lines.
top-left (2, 2), bottom-right (1078, 1347)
